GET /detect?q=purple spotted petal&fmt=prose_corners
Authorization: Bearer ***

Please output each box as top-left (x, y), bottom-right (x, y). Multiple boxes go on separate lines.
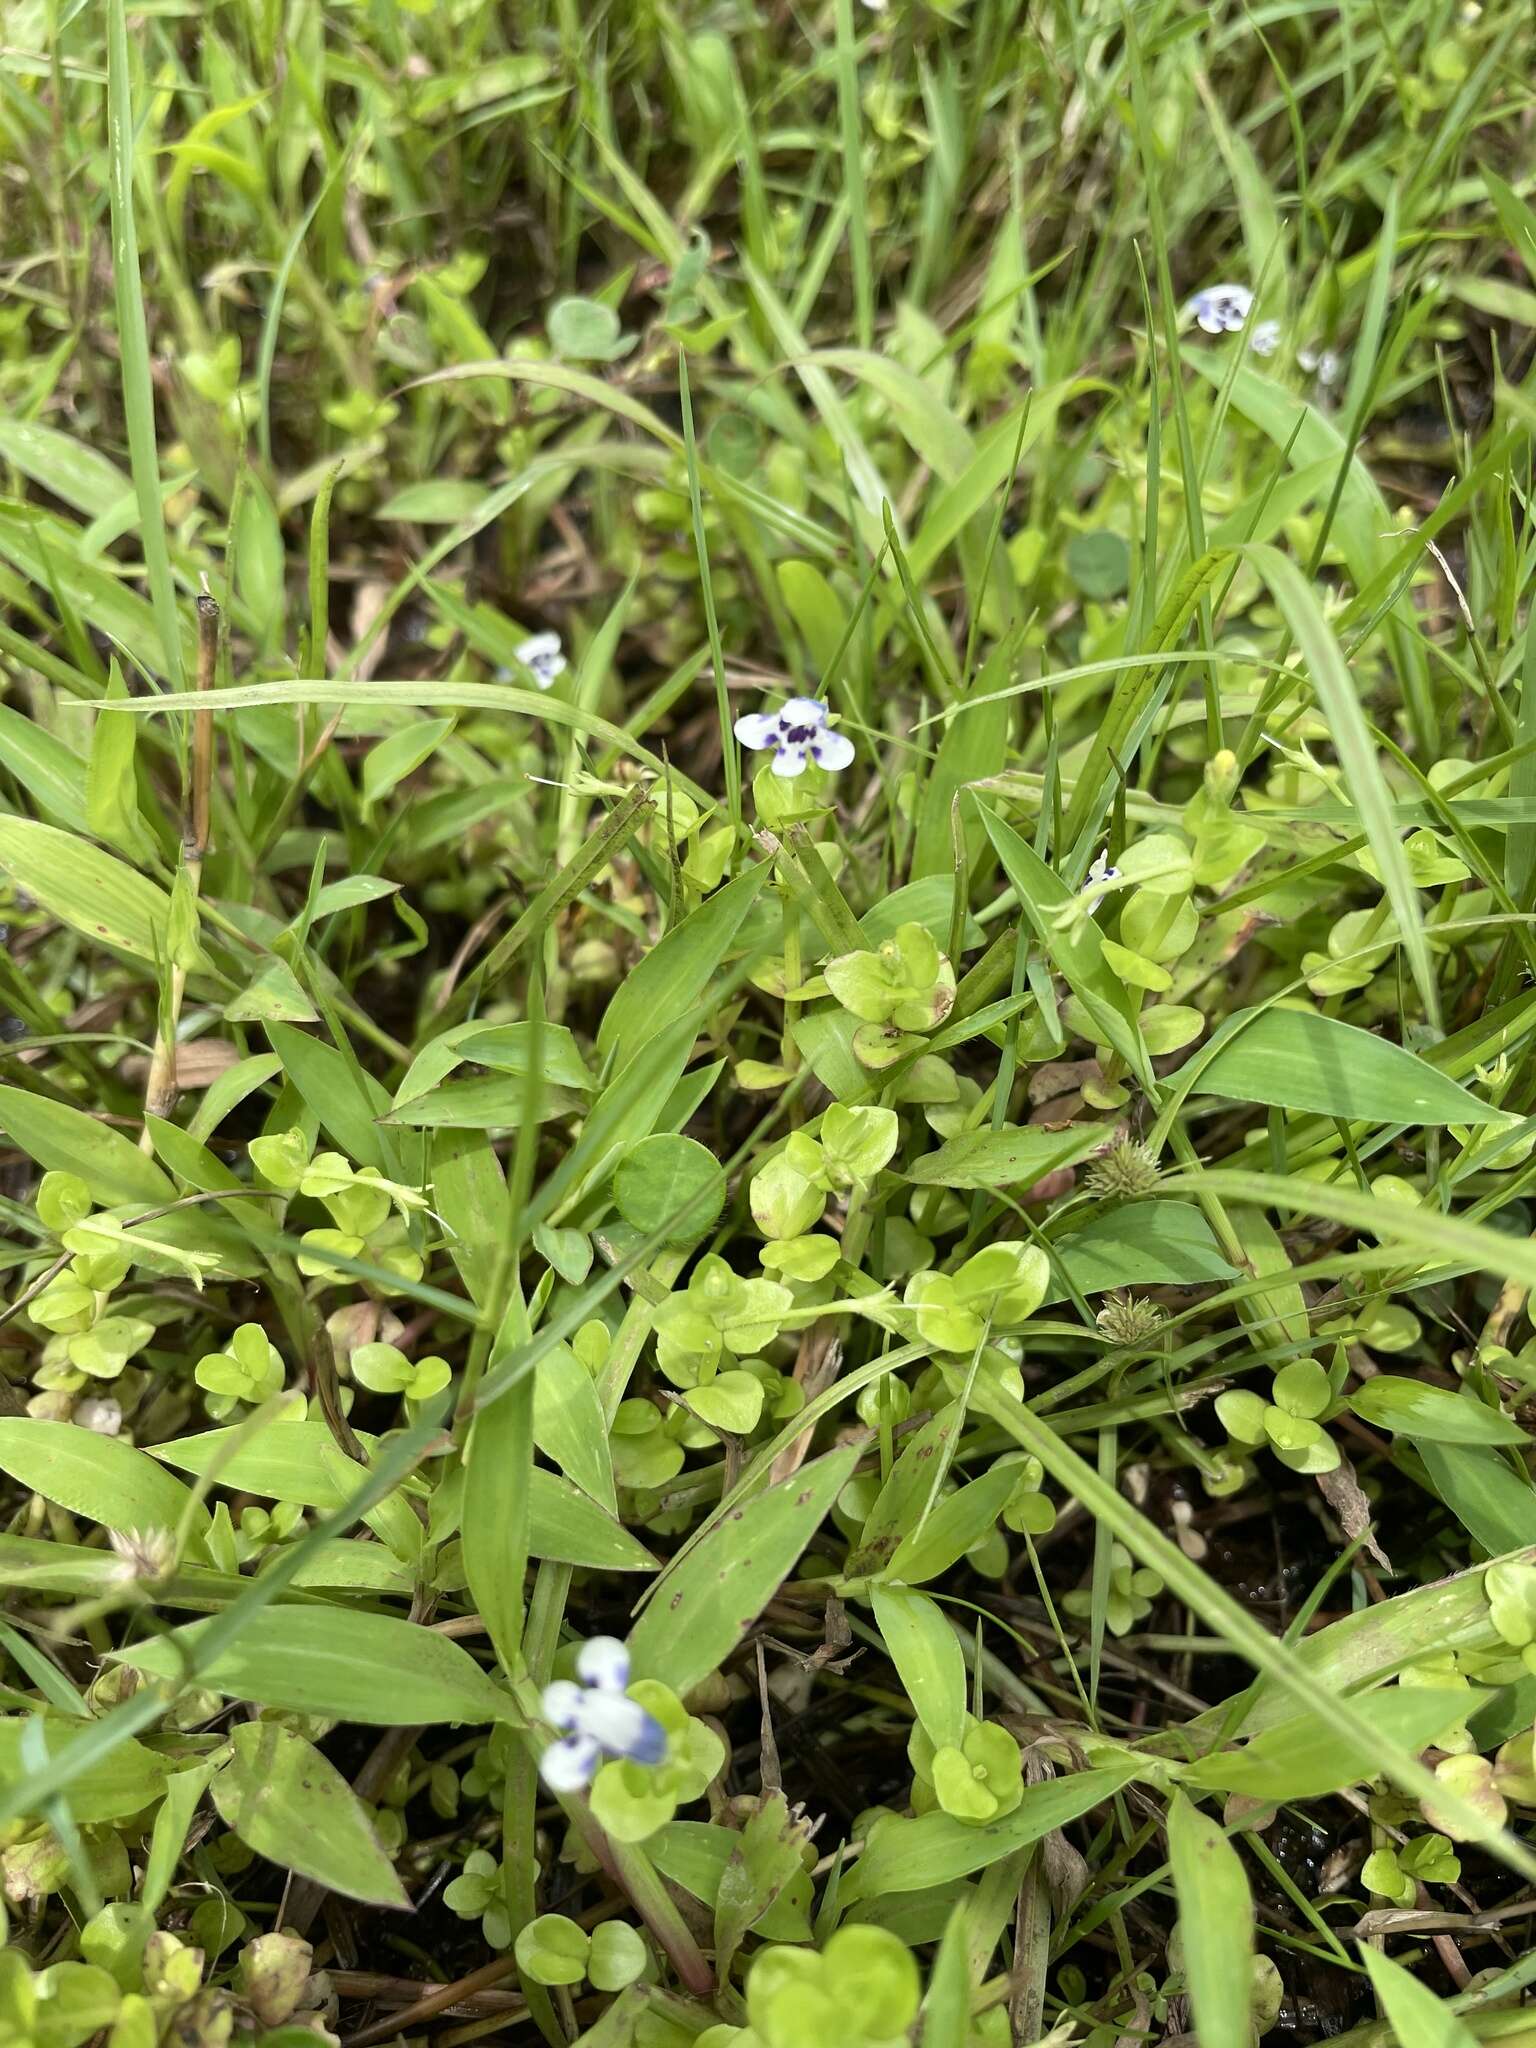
top-left (576, 1635), bottom-right (630, 1692)
top-left (809, 729), bottom-right (854, 772)
top-left (540, 1732), bottom-right (601, 1792)
top-left (541, 1679), bottom-right (585, 1731)
top-left (771, 743), bottom-right (809, 779)
top-left (735, 711), bottom-right (783, 751)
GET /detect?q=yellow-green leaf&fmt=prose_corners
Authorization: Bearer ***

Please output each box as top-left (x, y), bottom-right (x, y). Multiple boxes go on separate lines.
top-left (212, 1722), bottom-right (408, 1908)
top-left (0, 819), bottom-right (187, 967)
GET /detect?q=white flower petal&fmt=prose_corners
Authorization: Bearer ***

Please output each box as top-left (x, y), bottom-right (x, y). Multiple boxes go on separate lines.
top-left (576, 1636), bottom-right (630, 1691)
top-left (541, 1679), bottom-right (585, 1731)
top-left (810, 729), bottom-right (854, 772)
top-left (771, 743), bottom-right (809, 778)
top-left (539, 1733), bottom-right (600, 1792)
top-left (735, 711), bottom-right (782, 750)
top-left (516, 632), bottom-right (563, 666)
top-left (780, 696), bottom-right (828, 728)
top-left (1250, 320), bottom-right (1282, 358)
top-left (74, 1397), bottom-right (122, 1435)
top-left (576, 1690), bottom-right (666, 1762)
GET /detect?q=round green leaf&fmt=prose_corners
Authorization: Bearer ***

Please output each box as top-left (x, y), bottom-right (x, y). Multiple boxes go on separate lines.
top-left (588, 1920), bottom-right (648, 1992)
top-left (614, 1134), bottom-right (727, 1244)
top-left (589, 1758), bottom-right (676, 1843)
top-left (1065, 530), bottom-right (1130, 599)
top-left (33, 1964), bottom-right (120, 2048)
top-left (686, 1368), bottom-right (765, 1435)
top-left (514, 1913), bottom-right (590, 1987)
top-left (1272, 1359), bottom-right (1332, 1420)
top-left (1213, 1389), bottom-right (1268, 1446)
top-left (547, 296), bottom-right (629, 362)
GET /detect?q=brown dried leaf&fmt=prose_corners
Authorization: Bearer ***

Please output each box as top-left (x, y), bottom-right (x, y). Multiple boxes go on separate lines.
top-left (1316, 1456), bottom-right (1392, 1572)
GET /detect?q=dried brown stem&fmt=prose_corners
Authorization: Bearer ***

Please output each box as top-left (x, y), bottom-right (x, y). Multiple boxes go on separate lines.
top-left (340, 1955), bottom-right (523, 2048)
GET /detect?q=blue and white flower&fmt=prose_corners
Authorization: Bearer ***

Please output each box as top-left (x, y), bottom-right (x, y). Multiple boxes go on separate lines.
top-left (1085, 848), bottom-right (1121, 898)
top-left (1186, 283), bottom-right (1255, 335)
top-left (1186, 286), bottom-right (1281, 357)
top-left (734, 697), bottom-right (855, 779)
top-left (1298, 343), bottom-right (1344, 387)
top-left (539, 1636), bottom-right (667, 1793)
top-left (515, 632), bottom-right (567, 690)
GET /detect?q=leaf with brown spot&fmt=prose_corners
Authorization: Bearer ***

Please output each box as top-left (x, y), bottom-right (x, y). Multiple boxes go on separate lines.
top-left (212, 1721), bottom-right (408, 1908)
top-left (628, 1444), bottom-right (859, 1696)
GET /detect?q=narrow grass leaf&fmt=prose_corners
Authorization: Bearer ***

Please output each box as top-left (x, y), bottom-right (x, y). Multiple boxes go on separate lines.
top-left (0, 1420), bottom-right (205, 1541)
top-left (979, 805), bottom-right (1152, 1086)
top-left (1245, 543), bottom-right (1438, 1027)
top-left (0, 1721), bottom-right (167, 1826)
top-left (844, 1759), bottom-right (1142, 1900)
top-left (1167, 1792), bottom-right (1254, 2048)
top-left (870, 1585), bottom-right (967, 1751)
top-left (0, 1086), bottom-right (174, 1206)
top-left (0, 820), bottom-right (188, 970)
top-left (597, 860), bottom-right (771, 1063)
top-left (105, 0), bottom-right (182, 688)
top-left (1358, 1946), bottom-right (1479, 2048)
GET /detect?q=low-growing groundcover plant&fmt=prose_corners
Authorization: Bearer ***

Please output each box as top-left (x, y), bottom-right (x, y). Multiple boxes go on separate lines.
top-left (4, 0), bottom-right (1536, 2045)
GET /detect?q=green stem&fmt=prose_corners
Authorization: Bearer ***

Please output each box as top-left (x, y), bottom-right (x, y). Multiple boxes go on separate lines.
top-left (780, 874), bottom-right (802, 1081)
top-left (509, 1676), bottom-right (715, 2001)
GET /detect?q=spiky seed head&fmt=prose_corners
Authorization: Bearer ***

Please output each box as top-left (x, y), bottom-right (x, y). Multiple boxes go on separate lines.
top-left (109, 1526), bottom-right (176, 1584)
top-left (1095, 1292), bottom-right (1167, 1346)
top-left (1085, 1136), bottom-right (1161, 1199)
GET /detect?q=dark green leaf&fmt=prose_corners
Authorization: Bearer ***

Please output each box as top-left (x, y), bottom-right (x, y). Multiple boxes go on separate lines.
top-left (1189, 1006), bottom-right (1503, 1126)
top-left (1044, 1202), bottom-right (1238, 1301)
top-left (613, 1133), bottom-right (726, 1242)
top-left (906, 1123), bottom-right (1101, 1191)
top-left (846, 1761), bottom-right (1141, 1899)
